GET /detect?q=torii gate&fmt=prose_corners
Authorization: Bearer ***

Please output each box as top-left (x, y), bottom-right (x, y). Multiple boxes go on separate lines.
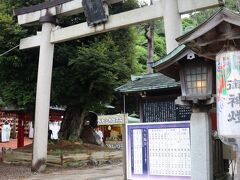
top-left (15, 0), bottom-right (222, 172)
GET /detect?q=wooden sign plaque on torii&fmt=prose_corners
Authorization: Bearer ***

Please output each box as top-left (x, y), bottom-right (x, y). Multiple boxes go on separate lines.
top-left (14, 0), bottom-right (222, 172)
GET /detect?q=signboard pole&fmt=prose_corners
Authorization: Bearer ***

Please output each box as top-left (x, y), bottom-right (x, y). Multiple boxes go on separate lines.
top-left (123, 123), bottom-right (127, 179)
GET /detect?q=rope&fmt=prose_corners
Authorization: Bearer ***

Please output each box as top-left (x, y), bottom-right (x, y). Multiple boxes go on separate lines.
top-left (0, 45), bottom-right (20, 57)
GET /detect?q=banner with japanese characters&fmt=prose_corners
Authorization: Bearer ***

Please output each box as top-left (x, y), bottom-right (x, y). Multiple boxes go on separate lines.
top-left (216, 48), bottom-right (240, 138)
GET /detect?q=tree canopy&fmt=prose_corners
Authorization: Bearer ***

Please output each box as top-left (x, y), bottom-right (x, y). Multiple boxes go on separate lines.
top-left (182, 0), bottom-right (239, 33)
top-left (0, 0), bottom-right (142, 139)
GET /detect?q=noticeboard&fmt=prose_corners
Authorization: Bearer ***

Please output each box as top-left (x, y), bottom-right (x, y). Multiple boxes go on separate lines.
top-left (143, 99), bottom-right (192, 122)
top-left (126, 122), bottom-right (191, 180)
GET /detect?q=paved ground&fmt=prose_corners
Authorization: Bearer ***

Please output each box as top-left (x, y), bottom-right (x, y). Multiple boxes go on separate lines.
top-left (0, 138), bottom-right (32, 149)
top-left (0, 160), bottom-right (237, 180)
top-left (0, 162), bottom-right (124, 180)
top-left (22, 163), bottom-right (124, 180)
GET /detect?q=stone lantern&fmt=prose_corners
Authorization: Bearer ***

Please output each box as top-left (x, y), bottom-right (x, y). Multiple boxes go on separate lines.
top-left (179, 58), bottom-right (214, 104)
top-left (176, 8), bottom-right (240, 180)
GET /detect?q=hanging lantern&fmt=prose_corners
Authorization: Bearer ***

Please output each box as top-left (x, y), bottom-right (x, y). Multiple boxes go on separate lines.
top-left (216, 46), bottom-right (240, 145)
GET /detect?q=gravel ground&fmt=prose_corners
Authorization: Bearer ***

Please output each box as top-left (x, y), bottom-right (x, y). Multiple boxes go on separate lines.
top-left (0, 163), bottom-right (32, 180)
top-left (0, 159), bottom-right (122, 180)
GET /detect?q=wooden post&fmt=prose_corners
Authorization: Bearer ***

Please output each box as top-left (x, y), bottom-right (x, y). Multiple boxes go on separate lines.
top-left (17, 113), bottom-right (25, 148)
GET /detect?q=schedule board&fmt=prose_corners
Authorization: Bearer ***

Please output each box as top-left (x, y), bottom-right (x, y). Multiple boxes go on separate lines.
top-left (126, 122), bottom-right (191, 180)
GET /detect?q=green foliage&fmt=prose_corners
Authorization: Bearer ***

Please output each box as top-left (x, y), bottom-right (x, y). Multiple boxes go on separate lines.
top-left (52, 30), bottom-right (137, 111)
top-left (134, 22), bottom-right (166, 73)
top-left (225, 0), bottom-right (239, 11)
top-left (182, 0), bottom-right (239, 33)
top-left (0, 0), bottom-right (39, 109)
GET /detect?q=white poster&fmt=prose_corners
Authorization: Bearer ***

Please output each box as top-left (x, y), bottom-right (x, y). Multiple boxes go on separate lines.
top-left (126, 122), bottom-right (191, 180)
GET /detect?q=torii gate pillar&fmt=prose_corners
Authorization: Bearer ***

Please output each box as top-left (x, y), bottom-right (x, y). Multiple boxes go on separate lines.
top-left (163, 0), bottom-right (181, 53)
top-left (31, 15), bottom-right (55, 172)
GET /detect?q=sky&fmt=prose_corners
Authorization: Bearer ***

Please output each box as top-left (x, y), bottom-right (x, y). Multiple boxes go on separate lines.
top-left (139, 0), bottom-right (150, 5)
top-left (138, 0), bottom-right (190, 18)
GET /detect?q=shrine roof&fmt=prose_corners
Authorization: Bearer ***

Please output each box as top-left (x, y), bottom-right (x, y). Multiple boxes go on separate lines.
top-left (176, 8), bottom-right (240, 60)
top-left (152, 44), bottom-right (199, 80)
top-left (115, 73), bottom-right (180, 93)
top-left (152, 45), bottom-right (186, 68)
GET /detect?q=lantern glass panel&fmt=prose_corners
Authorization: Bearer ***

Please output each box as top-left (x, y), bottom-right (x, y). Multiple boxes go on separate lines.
top-left (183, 61), bottom-right (210, 97)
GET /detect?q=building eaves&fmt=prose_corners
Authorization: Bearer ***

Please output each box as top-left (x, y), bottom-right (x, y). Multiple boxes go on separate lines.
top-left (115, 73), bottom-right (180, 93)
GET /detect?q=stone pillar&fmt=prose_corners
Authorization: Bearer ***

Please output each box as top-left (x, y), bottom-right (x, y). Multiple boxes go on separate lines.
top-left (163, 0), bottom-right (181, 53)
top-left (235, 149), bottom-right (240, 179)
top-left (32, 15), bottom-right (55, 172)
top-left (190, 107), bottom-right (213, 180)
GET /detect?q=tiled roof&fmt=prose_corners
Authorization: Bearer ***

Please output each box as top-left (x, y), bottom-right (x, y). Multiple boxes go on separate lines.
top-left (152, 44), bottom-right (186, 68)
top-left (115, 73), bottom-right (180, 93)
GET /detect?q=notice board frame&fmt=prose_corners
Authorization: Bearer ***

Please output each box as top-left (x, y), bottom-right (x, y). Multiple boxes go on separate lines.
top-left (125, 121), bottom-right (191, 180)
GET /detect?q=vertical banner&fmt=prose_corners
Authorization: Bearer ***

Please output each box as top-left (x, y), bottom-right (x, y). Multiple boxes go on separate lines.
top-left (126, 122), bottom-right (191, 180)
top-left (216, 48), bottom-right (240, 139)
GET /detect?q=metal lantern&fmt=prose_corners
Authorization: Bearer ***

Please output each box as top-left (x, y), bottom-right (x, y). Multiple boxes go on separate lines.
top-left (179, 59), bottom-right (213, 102)
top-left (82, 0), bottom-right (108, 26)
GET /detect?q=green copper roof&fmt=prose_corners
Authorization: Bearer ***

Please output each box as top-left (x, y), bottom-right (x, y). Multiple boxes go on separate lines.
top-left (152, 44), bottom-right (186, 68)
top-left (115, 73), bottom-right (180, 93)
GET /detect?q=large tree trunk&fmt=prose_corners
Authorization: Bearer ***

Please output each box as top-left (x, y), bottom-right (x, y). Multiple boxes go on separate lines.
top-left (59, 106), bottom-right (86, 140)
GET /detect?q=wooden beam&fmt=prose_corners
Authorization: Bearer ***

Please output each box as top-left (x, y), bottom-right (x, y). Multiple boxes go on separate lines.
top-left (17, 0), bottom-right (123, 25)
top-left (52, 3), bottom-right (162, 43)
top-left (197, 34), bottom-right (240, 47)
top-left (20, 33), bottom-right (41, 49)
top-left (20, 3), bottom-right (163, 49)
top-left (194, 24), bottom-right (240, 46)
